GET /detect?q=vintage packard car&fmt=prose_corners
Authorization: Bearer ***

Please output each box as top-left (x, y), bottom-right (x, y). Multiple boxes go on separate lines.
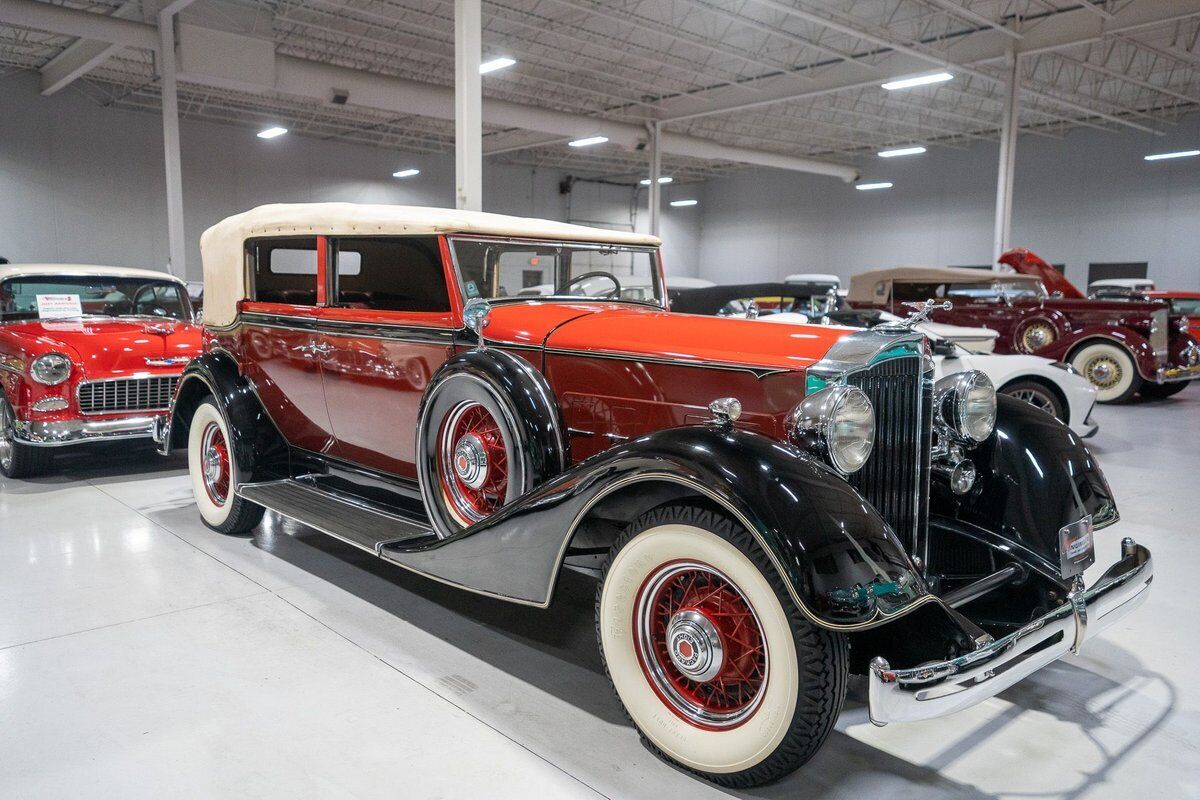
top-left (162, 204), bottom-right (1152, 787)
top-left (0, 263), bottom-right (200, 478)
top-left (848, 258), bottom-right (1200, 403)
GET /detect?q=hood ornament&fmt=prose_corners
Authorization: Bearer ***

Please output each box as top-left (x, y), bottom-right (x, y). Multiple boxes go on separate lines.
top-left (877, 299), bottom-right (953, 331)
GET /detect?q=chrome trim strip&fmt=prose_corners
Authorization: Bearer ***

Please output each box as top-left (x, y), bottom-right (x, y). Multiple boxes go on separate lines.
top-left (541, 345), bottom-right (797, 378)
top-left (240, 311), bottom-right (458, 345)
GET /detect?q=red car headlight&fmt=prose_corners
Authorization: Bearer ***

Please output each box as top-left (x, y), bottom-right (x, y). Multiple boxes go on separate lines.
top-left (30, 353), bottom-right (72, 385)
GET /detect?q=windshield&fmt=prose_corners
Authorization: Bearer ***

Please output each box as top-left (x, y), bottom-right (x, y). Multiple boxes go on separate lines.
top-left (1171, 298), bottom-right (1200, 315)
top-left (450, 238), bottom-right (663, 306)
top-left (944, 280), bottom-right (1046, 300)
top-left (0, 276), bottom-right (191, 323)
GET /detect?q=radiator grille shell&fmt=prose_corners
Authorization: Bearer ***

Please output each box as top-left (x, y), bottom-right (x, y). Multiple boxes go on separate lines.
top-left (1151, 308), bottom-right (1169, 362)
top-left (77, 376), bottom-right (180, 414)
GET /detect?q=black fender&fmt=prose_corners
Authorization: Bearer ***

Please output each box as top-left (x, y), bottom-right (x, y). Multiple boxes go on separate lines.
top-left (933, 394), bottom-right (1118, 577)
top-left (162, 351), bottom-right (288, 481)
top-left (384, 424), bottom-right (933, 630)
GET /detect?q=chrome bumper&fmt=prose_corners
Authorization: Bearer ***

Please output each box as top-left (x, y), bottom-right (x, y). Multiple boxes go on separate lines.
top-left (13, 415), bottom-right (162, 447)
top-left (1156, 357), bottom-right (1200, 383)
top-left (868, 537), bottom-right (1152, 726)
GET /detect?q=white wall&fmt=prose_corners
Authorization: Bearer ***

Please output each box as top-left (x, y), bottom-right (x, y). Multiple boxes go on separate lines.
top-left (0, 72), bottom-right (700, 280)
top-left (696, 113), bottom-right (1200, 290)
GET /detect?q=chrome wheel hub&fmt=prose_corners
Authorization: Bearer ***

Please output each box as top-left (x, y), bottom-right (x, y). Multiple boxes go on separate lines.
top-left (452, 433), bottom-right (488, 489)
top-left (1086, 357), bottom-right (1119, 388)
top-left (203, 447), bottom-right (223, 483)
top-left (666, 609), bottom-right (724, 682)
top-left (0, 404), bottom-right (13, 469)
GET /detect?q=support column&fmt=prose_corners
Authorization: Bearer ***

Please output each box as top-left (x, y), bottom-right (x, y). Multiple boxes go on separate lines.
top-left (648, 121), bottom-right (662, 237)
top-left (993, 47), bottom-right (1021, 263)
top-left (455, 0), bottom-right (482, 211)
top-left (158, 9), bottom-right (186, 277)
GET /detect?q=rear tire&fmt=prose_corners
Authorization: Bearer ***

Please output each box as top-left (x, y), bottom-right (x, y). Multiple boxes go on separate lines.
top-left (596, 504), bottom-right (847, 787)
top-left (1139, 381), bottom-right (1187, 400)
top-left (188, 399), bottom-right (263, 534)
top-left (1070, 341), bottom-right (1141, 403)
top-left (0, 399), bottom-right (53, 479)
top-left (1000, 379), bottom-right (1066, 422)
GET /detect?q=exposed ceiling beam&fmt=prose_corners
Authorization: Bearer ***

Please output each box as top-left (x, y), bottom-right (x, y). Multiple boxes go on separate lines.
top-left (39, 0), bottom-right (140, 95)
top-left (917, 0), bottom-right (1022, 40)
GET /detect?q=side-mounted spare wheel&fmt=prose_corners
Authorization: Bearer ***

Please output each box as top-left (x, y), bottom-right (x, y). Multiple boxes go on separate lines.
top-left (188, 398), bottom-right (264, 534)
top-left (597, 504), bottom-right (847, 788)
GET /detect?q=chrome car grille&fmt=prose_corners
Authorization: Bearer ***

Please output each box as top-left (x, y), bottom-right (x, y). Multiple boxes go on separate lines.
top-left (846, 356), bottom-right (931, 558)
top-left (78, 376), bottom-right (179, 414)
top-left (1151, 308), bottom-right (1169, 362)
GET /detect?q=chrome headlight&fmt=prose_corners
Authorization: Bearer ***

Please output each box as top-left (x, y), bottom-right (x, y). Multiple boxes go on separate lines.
top-left (30, 353), bottom-right (72, 386)
top-left (935, 370), bottom-right (996, 443)
top-left (787, 385), bottom-right (875, 474)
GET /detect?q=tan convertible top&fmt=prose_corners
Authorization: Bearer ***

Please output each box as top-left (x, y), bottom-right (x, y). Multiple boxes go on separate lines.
top-left (847, 266), bottom-right (1042, 305)
top-left (201, 203), bottom-right (662, 325)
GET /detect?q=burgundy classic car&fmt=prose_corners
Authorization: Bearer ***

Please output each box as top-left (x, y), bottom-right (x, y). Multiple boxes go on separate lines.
top-left (0, 264), bottom-right (200, 478)
top-left (161, 204), bottom-right (1151, 787)
top-left (848, 255), bottom-right (1200, 403)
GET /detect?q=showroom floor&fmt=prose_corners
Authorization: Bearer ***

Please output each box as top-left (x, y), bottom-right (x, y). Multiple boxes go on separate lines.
top-left (1, 394), bottom-right (1196, 800)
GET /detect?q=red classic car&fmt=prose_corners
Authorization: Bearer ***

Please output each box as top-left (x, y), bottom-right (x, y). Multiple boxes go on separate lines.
top-left (161, 204), bottom-right (1152, 787)
top-left (1146, 291), bottom-right (1200, 343)
top-left (848, 257), bottom-right (1200, 403)
top-left (0, 264), bottom-right (200, 477)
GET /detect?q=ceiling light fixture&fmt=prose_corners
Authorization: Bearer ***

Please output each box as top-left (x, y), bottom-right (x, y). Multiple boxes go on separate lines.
top-left (855, 182), bottom-right (893, 191)
top-left (393, 168), bottom-right (420, 178)
top-left (881, 72), bottom-right (953, 91)
top-left (568, 135), bottom-right (609, 147)
top-left (480, 57), bottom-right (516, 74)
top-left (878, 146), bottom-right (927, 158)
top-left (1144, 149), bottom-right (1200, 161)
top-left (670, 199), bottom-right (698, 207)
top-left (257, 126), bottom-right (288, 139)
top-left (639, 176), bottom-right (674, 185)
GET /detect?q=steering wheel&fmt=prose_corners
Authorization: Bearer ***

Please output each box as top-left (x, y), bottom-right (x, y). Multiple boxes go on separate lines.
top-left (564, 271), bottom-right (622, 300)
top-left (131, 283), bottom-right (170, 317)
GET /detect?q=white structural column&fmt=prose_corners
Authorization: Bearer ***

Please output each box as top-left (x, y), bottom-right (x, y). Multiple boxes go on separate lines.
top-left (993, 47), bottom-right (1021, 262)
top-left (648, 122), bottom-right (662, 238)
top-left (158, 5), bottom-right (188, 277)
top-left (455, 0), bottom-right (483, 211)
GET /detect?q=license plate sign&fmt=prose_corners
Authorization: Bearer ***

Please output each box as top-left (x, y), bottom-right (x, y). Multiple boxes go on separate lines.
top-left (1058, 516), bottom-right (1095, 578)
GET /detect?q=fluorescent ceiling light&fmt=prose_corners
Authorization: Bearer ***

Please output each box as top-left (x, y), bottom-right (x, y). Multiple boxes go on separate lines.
top-left (1144, 149), bottom-right (1200, 161)
top-left (639, 176), bottom-right (674, 185)
top-left (257, 126), bottom-right (288, 139)
top-left (568, 135), bottom-right (608, 147)
top-left (855, 182), bottom-right (893, 191)
top-left (480, 57), bottom-right (516, 74)
top-left (392, 168), bottom-right (420, 178)
top-left (878, 146), bottom-right (927, 158)
top-left (881, 72), bottom-right (953, 91)
top-left (670, 199), bottom-right (698, 207)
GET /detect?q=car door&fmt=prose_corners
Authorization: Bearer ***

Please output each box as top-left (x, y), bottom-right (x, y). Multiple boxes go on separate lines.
top-left (319, 235), bottom-right (459, 479)
top-left (238, 236), bottom-right (335, 454)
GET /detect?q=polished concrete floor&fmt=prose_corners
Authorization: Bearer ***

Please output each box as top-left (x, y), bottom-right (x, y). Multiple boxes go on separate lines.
top-left (1, 390), bottom-right (1197, 799)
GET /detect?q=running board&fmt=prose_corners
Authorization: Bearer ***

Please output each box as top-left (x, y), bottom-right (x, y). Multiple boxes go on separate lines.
top-left (238, 480), bottom-right (435, 553)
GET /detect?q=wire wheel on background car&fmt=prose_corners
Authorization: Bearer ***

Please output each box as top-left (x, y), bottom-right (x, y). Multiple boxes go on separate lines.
top-left (1070, 341), bottom-right (1141, 403)
top-left (1000, 380), bottom-right (1066, 422)
top-left (0, 399), bottom-right (53, 479)
top-left (1018, 320), bottom-right (1056, 353)
top-left (597, 504), bottom-right (847, 788)
top-left (187, 399), bottom-right (264, 534)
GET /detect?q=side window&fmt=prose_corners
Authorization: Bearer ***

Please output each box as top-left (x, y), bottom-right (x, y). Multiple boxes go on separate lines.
top-left (250, 237), bottom-right (320, 306)
top-left (891, 282), bottom-right (945, 303)
top-left (333, 236), bottom-right (450, 312)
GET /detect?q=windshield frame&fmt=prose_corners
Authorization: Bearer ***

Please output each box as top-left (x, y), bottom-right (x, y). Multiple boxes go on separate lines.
top-left (446, 235), bottom-right (666, 309)
top-left (0, 274), bottom-right (194, 325)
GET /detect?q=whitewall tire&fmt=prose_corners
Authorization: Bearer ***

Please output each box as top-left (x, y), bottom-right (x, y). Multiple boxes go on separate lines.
top-left (1070, 341), bottom-right (1141, 403)
top-left (597, 504), bottom-right (846, 787)
top-left (187, 399), bottom-right (263, 534)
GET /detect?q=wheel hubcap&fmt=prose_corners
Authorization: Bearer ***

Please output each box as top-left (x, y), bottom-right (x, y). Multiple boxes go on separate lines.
top-left (635, 561), bottom-right (768, 729)
top-left (200, 422), bottom-right (230, 505)
top-left (439, 402), bottom-right (508, 524)
top-left (1085, 356), bottom-right (1120, 389)
top-left (1021, 323), bottom-right (1054, 352)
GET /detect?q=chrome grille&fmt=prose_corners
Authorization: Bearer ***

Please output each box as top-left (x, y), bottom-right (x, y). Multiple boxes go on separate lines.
top-left (78, 376), bottom-right (179, 414)
top-left (845, 356), bottom-right (931, 558)
top-left (1151, 308), bottom-right (1169, 362)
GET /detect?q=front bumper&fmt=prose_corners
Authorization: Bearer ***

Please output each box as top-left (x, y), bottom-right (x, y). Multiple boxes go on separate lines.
top-left (13, 415), bottom-right (164, 447)
top-left (868, 537), bottom-right (1152, 726)
top-left (1156, 363), bottom-right (1200, 383)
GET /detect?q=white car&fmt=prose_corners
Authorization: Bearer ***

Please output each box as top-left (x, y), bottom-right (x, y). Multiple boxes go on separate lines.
top-left (760, 309), bottom-right (1098, 438)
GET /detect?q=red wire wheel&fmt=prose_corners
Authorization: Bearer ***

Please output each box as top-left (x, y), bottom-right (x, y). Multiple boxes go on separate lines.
top-left (633, 560), bottom-right (769, 729)
top-left (437, 401), bottom-right (510, 526)
top-left (199, 421), bottom-right (231, 506)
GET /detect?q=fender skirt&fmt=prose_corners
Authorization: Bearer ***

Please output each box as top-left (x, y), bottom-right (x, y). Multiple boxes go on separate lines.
top-left (382, 424), bottom-right (935, 630)
top-left (932, 394), bottom-right (1119, 578)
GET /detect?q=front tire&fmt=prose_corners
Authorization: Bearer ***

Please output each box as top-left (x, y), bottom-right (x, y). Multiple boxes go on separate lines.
top-left (187, 399), bottom-right (263, 534)
top-left (1070, 341), bottom-right (1142, 403)
top-left (597, 504), bottom-right (847, 787)
top-left (1139, 381), bottom-right (1187, 400)
top-left (0, 398), bottom-right (53, 479)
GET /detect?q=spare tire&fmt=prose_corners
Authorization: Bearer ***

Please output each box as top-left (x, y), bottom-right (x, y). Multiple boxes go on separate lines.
top-left (416, 349), bottom-right (567, 536)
